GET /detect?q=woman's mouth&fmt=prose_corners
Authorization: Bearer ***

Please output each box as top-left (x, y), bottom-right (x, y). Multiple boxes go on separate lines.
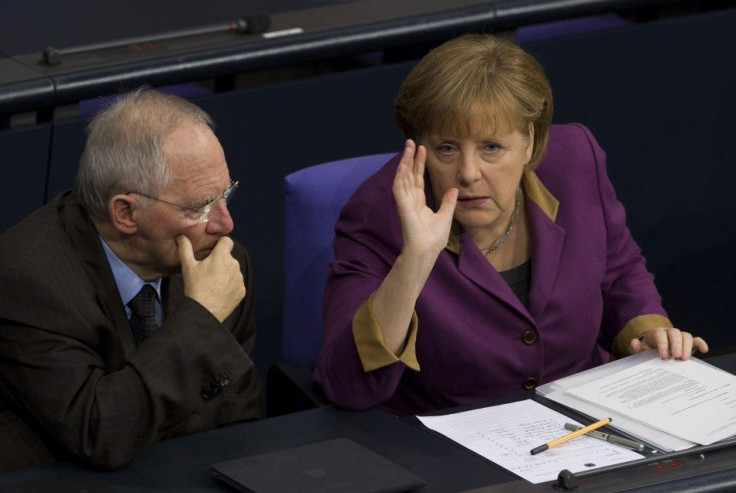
top-left (457, 196), bottom-right (488, 208)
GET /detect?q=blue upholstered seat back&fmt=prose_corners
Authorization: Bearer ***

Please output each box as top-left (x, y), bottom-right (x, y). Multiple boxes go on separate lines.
top-left (282, 153), bottom-right (394, 367)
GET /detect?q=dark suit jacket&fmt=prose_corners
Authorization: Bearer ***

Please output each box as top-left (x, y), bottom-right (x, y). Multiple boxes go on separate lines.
top-left (0, 191), bottom-right (261, 472)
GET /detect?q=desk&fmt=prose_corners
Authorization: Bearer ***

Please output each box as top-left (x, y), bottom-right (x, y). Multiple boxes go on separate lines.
top-left (0, 406), bottom-right (515, 492)
top-left (2, 352), bottom-right (735, 492)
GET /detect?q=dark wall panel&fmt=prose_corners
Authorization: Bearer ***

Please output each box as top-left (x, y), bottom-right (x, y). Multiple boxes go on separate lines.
top-left (46, 120), bottom-right (88, 199)
top-left (0, 125), bottom-right (51, 232)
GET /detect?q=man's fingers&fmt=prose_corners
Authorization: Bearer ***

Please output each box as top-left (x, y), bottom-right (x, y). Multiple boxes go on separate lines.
top-left (176, 235), bottom-right (195, 267)
top-left (211, 235), bottom-right (234, 255)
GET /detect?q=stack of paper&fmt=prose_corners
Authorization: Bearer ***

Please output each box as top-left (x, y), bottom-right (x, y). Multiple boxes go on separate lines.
top-left (537, 350), bottom-right (736, 452)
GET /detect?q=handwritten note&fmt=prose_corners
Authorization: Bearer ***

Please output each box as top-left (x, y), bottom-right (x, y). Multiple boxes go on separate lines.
top-left (417, 399), bottom-right (642, 484)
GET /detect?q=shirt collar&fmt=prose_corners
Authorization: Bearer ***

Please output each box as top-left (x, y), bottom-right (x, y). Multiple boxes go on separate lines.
top-left (99, 237), bottom-right (162, 306)
top-left (445, 169), bottom-right (559, 254)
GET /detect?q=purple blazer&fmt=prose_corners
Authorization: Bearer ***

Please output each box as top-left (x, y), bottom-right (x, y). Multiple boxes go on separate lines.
top-left (314, 123), bottom-right (669, 415)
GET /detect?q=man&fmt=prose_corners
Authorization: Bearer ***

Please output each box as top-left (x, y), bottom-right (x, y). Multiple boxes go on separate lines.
top-left (0, 88), bottom-right (261, 472)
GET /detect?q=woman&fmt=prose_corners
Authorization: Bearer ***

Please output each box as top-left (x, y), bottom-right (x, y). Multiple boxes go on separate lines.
top-left (314, 34), bottom-right (708, 416)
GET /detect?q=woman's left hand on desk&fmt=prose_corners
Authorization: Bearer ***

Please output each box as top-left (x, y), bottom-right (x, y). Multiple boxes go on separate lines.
top-left (630, 327), bottom-right (709, 360)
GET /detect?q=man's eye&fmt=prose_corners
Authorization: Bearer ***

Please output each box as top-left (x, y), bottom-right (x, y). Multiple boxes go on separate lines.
top-left (189, 202), bottom-right (210, 214)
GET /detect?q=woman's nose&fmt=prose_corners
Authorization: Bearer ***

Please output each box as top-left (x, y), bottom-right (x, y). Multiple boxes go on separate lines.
top-left (457, 154), bottom-right (482, 185)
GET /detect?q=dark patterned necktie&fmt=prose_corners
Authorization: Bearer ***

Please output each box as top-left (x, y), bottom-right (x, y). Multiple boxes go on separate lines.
top-left (128, 284), bottom-right (159, 345)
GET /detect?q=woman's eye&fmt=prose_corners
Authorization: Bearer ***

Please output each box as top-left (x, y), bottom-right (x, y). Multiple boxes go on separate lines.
top-left (482, 142), bottom-right (501, 153)
top-left (436, 144), bottom-right (456, 154)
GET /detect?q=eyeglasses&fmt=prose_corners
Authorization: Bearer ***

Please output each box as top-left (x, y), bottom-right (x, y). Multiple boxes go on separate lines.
top-left (127, 180), bottom-right (238, 223)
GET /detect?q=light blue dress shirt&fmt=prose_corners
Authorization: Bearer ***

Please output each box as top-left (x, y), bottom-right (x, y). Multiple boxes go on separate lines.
top-left (100, 237), bottom-right (163, 326)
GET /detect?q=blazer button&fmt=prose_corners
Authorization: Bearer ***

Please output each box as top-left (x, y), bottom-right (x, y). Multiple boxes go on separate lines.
top-left (521, 330), bottom-right (538, 345)
top-left (218, 375), bottom-right (230, 387)
top-left (522, 377), bottom-right (537, 390)
top-left (201, 381), bottom-right (219, 400)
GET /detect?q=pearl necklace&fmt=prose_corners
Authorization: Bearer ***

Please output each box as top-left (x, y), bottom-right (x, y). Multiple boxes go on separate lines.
top-left (480, 186), bottom-right (522, 255)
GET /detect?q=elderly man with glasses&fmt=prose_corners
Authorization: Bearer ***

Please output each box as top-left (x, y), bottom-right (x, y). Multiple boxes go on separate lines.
top-left (0, 88), bottom-right (261, 472)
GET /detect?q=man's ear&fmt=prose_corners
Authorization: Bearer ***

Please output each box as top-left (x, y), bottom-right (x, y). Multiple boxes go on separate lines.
top-left (108, 194), bottom-right (138, 234)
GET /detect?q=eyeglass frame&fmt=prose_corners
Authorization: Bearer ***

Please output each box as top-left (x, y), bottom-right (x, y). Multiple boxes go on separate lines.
top-left (125, 180), bottom-right (239, 223)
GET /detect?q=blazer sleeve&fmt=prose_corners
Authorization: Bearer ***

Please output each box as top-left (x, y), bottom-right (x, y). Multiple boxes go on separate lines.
top-left (578, 124), bottom-right (671, 354)
top-left (0, 240), bottom-right (260, 470)
top-left (314, 156), bottom-right (415, 411)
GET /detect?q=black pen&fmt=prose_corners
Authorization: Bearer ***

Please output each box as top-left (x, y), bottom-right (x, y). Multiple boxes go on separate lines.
top-left (564, 423), bottom-right (646, 453)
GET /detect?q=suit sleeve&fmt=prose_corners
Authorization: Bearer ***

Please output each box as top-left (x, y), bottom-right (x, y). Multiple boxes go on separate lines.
top-left (314, 159), bottom-right (415, 411)
top-left (578, 124), bottom-right (671, 356)
top-left (0, 241), bottom-right (260, 470)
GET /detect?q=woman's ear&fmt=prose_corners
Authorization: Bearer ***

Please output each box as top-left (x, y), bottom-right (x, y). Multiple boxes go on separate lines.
top-left (108, 194), bottom-right (138, 234)
top-left (524, 122), bottom-right (535, 164)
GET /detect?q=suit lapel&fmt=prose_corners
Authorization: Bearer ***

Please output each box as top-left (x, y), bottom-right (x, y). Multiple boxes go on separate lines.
top-left (526, 201), bottom-right (565, 319)
top-left (456, 234), bottom-right (534, 322)
top-left (60, 193), bottom-right (136, 359)
top-left (523, 171), bottom-right (565, 320)
top-left (162, 275), bottom-right (184, 320)
top-left (451, 170), bottom-right (566, 324)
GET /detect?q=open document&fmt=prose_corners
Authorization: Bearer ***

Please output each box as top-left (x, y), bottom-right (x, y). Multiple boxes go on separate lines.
top-left (538, 351), bottom-right (736, 451)
top-left (417, 399), bottom-right (642, 484)
top-left (566, 353), bottom-right (736, 445)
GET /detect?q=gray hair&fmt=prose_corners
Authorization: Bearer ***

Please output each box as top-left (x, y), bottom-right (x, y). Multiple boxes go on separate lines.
top-left (75, 87), bottom-right (214, 221)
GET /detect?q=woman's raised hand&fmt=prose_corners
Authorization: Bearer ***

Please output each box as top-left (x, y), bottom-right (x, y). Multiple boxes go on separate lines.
top-left (393, 140), bottom-right (458, 259)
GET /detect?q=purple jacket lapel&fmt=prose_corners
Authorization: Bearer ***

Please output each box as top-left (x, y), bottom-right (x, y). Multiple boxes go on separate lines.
top-left (526, 197), bottom-right (565, 319)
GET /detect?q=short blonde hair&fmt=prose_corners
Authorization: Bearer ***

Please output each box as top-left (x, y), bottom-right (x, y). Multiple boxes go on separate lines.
top-left (395, 34), bottom-right (553, 169)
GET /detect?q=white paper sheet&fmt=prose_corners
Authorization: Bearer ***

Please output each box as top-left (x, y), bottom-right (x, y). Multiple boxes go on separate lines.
top-left (417, 399), bottom-right (642, 484)
top-left (542, 389), bottom-right (693, 452)
top-left (537, 351), bottom-right (695, 452)
top-left (566, 356), bottom-right (736, 445)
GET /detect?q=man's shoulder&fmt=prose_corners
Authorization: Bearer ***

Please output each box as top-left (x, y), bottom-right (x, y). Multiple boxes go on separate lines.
top-left (0, 192), bottom-right (83, 274)
top-left (2, 201), bottom-right (63, 259)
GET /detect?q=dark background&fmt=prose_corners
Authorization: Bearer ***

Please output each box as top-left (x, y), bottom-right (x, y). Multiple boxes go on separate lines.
top-left (1, 1), bottom-right (734, 403)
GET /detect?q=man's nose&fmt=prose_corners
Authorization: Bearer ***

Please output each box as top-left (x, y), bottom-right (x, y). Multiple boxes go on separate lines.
top-left (205, 200), bottom-right (234, 235)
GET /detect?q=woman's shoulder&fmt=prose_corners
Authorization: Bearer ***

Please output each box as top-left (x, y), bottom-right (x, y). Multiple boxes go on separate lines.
top-left (534, 124), bottom-right (611, 202)
top-left (337, 152), bottom-right (403, 238)
top-left (539, 123), bottom-right (605, 175)
top-left (546, 123), bottom-right (601, 155)
top-left (341, 152), bottom-right (401, 214)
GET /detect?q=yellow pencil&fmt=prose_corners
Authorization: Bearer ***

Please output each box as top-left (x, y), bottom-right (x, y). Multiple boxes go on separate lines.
top-left (530, 417), bottom-right (612, 455)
